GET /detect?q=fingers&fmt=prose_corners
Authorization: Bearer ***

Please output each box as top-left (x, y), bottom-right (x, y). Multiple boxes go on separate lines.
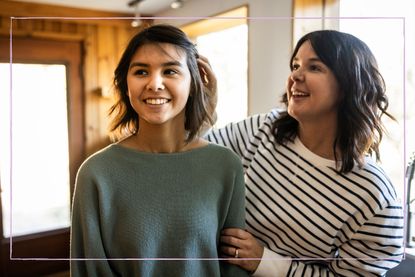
top-left (220, 245), bottom-right (240, 258)
top-left (221, 228), bottom-right (251, 239)
top-left (220, 228), bottom-right (252, 251)
top-left (197, 55), bottom-right (217, 90)
top-left (198, 54), bottom-right (209, 63)
top-left (197, 56), bottom-right (211, 81)
top-left (220, 242), bottom-right (262, 272)
top-left (220, 234), bottom-right (242, 250)
top-left (219, 228), bottom-right (264, 272)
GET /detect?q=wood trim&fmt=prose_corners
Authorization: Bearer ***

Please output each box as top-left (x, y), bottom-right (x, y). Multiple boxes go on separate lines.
top-left (7, 37), bottom-right (84, 197)
top-left (0, 36), bottom-right (84, 276)
top-left (0, 35), bottom-right (86, 218)
top-left (181, 6), bottom-right (248, 38)
top-left (1, 229), bottom-right (70, 276)
top-left (0, 0), bottom-right (135, 27)
top-left (0, 28), bottom-right (85, 41)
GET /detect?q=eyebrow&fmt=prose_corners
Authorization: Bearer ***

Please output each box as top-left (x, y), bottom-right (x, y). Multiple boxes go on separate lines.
top-left (129, 61), bottom-right (183, 69)
top-left (292, 57), bottom-right (322, 63)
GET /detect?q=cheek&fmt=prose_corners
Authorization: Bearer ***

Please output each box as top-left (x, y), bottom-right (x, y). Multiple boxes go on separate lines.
top-left (127, 89), bottom-right (132, 99)
top-left (329, 82), bottom-right (341, 103)
top-left (126, 77), bottom-right (133, 94)
top-left (286, 76), bottom-right (294, 89)
top-left (178, 78), bottom-right (192, 99)
top-left (126, 78), bottom-right (144, 96)
top-left (327, 74), bottom-right (340, 93)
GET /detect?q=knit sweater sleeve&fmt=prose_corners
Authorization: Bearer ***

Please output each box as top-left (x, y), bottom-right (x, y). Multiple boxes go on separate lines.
top-left (70, 159), bottom-right (114, 277)
top-left (220, 154), bottom-right (250, 277)
top-left (253, 199), bottom-right (404, 277)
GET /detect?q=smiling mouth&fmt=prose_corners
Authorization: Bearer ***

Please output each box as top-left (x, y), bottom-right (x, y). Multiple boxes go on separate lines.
top-left (291, 91), bottom-right (310, 98)
top-left (144, 98), bottom-right (170, 105)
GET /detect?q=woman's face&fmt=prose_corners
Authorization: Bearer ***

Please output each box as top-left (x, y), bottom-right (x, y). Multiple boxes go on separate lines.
top-left (286, 40), bottom-right (341, 126)
top-left (126, 43), bottom-right (191, 128)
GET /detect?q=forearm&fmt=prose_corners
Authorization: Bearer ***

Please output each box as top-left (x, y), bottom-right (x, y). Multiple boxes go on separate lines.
top-left (253, 247), bottom-right (291, 277)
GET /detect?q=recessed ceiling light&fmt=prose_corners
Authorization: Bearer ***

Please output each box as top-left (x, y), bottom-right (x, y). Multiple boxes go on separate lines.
top-left (170, 0), bottom-right (184, 9)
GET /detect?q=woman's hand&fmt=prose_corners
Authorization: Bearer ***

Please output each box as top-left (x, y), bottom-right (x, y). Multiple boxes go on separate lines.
top-left (197, 55), bottom-right (217, 96)
top-left (220, 228), bottom-right (264, 273)
top-left (197, 55), bottom-right (218, 125)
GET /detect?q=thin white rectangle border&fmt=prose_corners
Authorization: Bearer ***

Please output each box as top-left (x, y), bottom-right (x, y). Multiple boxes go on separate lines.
top-left (7, 16), bottom-right (407, 262)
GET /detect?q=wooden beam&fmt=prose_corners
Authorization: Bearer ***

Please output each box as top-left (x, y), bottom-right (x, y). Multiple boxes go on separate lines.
top-left (181, 6), bottom-right (247, 38)
top-left (0, 0), bottom-right (137, 27)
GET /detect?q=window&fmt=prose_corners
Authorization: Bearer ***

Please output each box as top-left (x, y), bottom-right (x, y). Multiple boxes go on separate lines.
top-left (181, 6), bottom-right (248, 127)
top-left (338, 1), bottom-right (411, 201)
top-left (293, 0), bottom-right (415, 253)
top-left (0, 36), bottom-right (84, 275)
top-left (337, 1), bottom-right (415, 252)
top-left (0, 63), bottom-right (71, 237)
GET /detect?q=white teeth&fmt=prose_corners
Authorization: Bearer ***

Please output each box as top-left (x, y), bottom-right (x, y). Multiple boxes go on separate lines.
top-left (291, 91), bottom-right (309, 96)
top-left (145, 98), bottom-right (169, 105)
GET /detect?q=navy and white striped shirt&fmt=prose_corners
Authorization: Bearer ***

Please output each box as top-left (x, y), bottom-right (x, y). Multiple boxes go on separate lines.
top-left (206, 109), bottom-right (404, 277)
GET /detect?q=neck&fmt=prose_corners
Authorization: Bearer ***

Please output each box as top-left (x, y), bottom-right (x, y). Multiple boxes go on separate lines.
top-left (298, 121), bottom-right (339, 160)
top-left (133, 123), bottom-right (191, 153)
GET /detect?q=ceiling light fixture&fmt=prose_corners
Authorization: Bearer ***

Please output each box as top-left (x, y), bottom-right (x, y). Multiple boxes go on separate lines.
top-left (128, 0), bottom-right (145, 28)
top-left (170, 0), bottom-right (184, 9)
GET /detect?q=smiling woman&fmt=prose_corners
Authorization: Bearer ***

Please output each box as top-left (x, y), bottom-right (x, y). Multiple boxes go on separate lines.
top-left (205, 29), bottom-right (404, 276)
top-left (124, 43), bottom-right (191, 134)
top-left (70, 24), bottom-right (249, 277)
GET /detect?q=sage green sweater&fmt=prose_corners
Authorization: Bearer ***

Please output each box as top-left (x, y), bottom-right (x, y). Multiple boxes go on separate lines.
top-left (70, 143), bottom-right (248, 277)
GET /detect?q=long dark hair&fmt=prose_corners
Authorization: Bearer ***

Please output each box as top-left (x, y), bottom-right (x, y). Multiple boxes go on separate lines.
top-left (109, 24), bottom-right (215, 142)
top-left (273, 30), bottom-right (395, 173)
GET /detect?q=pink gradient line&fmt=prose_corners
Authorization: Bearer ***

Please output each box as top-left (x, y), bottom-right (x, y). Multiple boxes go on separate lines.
top-left (9, 16), bottom-right (14, 260)
top-left (7, 16), bottom-right (408, 263)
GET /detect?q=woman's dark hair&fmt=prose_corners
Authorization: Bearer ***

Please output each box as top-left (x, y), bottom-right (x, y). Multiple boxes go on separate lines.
top-left (273, 30), bottom-right (395, 173)
top-left (109, 24), bottom-right (215, 142)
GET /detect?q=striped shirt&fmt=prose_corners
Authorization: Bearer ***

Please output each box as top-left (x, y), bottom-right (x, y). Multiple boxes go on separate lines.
top-left (205, 109), bottom-right (404, 277)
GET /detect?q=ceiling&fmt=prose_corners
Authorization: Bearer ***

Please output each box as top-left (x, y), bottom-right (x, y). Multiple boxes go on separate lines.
top-left (11, 0), bottom-right (187, 14)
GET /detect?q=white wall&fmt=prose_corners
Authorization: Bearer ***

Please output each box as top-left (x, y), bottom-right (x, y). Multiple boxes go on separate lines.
top-left (156, 0), bottom-right (293, 115)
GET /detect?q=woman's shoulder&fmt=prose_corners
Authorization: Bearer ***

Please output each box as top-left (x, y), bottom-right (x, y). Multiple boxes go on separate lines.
top-left (245, 108), bottom-right (284, 125)
top-left (203, 142), bottom-right (243, 164)
top-left (351, 156), bottom-right (400, 206)
top-left (77, 144), bottom-right (120, 172)
top-left (225, 108), bottom-right (284, 139)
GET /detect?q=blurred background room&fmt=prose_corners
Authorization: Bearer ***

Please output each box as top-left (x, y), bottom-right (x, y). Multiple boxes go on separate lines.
top-left (0, 0), bottom-right (413, 276)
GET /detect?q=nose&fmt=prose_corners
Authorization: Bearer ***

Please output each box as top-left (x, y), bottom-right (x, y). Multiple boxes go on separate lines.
top-left (146, 74), bottom-right (165, 91)
top-left (290, 68), bottom-right (304, 82)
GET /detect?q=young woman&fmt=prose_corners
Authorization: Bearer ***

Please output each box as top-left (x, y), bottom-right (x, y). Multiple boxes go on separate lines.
top-left (205, 30), bottom-right (404, 276)
top-left (70, 24), bottom-right (248, 277)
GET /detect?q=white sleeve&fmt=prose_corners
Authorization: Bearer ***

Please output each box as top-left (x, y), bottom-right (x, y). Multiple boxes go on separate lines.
top-left (252, 247), bottom-right (291, 277)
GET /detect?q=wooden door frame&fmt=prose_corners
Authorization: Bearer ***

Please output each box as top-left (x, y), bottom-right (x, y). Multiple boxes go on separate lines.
top-left (0, 36), bottom-right (85, 276)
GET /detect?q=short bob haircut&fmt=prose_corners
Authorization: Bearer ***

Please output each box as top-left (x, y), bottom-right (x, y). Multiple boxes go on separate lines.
top-left (109, 24), bottom-right (215, 142)
top-left (273, 30), bottom-right (395, 173)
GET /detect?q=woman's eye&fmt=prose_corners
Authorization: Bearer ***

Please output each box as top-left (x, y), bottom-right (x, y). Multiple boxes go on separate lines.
top-left (133, 69), bottom-right (147, 76)
top-left (310, 65), bottom-right (321, 71)
top-left (291, 64), bottom-right (300, 71)
top-left (164, 69), bottom-right (178, 75)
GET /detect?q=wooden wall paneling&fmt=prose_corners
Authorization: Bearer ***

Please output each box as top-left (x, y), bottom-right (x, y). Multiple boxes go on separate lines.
top-left (0, 0), bottom-right (133, 27)
top-left (97, 25), bottom-right (117, 98)
top-left (0, 16), bottom-right (9, 36)
top-left (83, 24), bottom-right (102, 155)
top-left (83, 25), bottom-right (99, 93)
top-left (96, 26), bottom-right (118, 151)
top-left (96, 25), bottom-right (117, 147)
top-left (0, 0), bottom-right (138, 155)
top-left (116, 26), bottom-right (134, 61)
